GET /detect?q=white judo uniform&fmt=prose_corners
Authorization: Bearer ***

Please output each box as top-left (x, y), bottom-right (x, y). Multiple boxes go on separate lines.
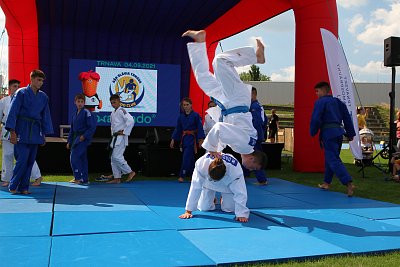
top-left (187, 42), bottom-right (258, 154)
top-left (0, 95), bottom-right (41, 182)
top-left (185, 153), bottom-right (250, 219)
top-left (203, 113), bottom-right (216, 136)
top-left (110, 106), bottom-right (134, 178)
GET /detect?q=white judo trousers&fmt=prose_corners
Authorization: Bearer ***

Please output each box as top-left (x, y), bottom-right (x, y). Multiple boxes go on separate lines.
top-left (187, 42), bottom-right (258, 154)
top-left (110, 107), bottom-right (134, 178)
top-left (0, 95), bottom-right (41, 182)
top-left (185, 153), bottom-right (250, 218)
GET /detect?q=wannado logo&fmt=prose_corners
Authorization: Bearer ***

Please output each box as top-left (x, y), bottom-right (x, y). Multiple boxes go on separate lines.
top-left (109, 72), bottom-right (145, 108)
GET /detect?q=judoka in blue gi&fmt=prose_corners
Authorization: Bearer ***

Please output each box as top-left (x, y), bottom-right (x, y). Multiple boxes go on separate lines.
top-left (242, 87), bottom-right (268, 185)
top-left (310, 81), bottom-right (356, 197)
top-left (66, 93), bottom-right (96, 184)
top-left (5, 70), bottom-right (54, 194)
top-left (170, 97), bottom-right (205, 183)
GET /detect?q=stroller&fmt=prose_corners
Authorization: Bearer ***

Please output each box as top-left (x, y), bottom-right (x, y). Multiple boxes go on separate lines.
top-left (355, 128), bottom-right (389, 178)
top-left (355, 128), bottom-right (375, 178)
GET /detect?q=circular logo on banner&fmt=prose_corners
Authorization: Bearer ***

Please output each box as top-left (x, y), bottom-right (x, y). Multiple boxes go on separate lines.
top-left (109, 73), bottom-right (145, 108)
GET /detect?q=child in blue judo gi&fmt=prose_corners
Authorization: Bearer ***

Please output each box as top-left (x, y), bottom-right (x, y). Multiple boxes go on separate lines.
top-left (310, 81), bottom-right (356, 197)
top-left (242, 87), bottom-right (268, 185)
top-left (5, 70), bottom-right (53, 194)
top-left (170, 97), bottom-right (205, 182)
top-left (66, 93), bottom-right (97, 184)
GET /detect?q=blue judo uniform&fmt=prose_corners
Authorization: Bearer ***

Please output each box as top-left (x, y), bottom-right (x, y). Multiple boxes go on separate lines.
top-left (172, 111), bottom-right (205, 179)
top-left (67, 108), bottom-right (96, 183)
top-left (310, 95), bottom-right (356, 185)
top-left (243, 99), bottom-right (268, 183)
top-left (5, 85), bottom-right (53, 192)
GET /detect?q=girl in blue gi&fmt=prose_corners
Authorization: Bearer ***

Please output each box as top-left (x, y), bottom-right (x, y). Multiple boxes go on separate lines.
top-left (66, 93), bottom-right (96, 184)
top-left (310, 81), bottom-right (356, 196)
top-left (5, 70), bottom-right (53, 194)
top-left (170, 97), bottom-right (205, 182)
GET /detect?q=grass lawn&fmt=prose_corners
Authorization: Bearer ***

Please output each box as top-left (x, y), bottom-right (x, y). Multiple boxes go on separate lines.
top-left (1, 146), bottom-right (400, 266)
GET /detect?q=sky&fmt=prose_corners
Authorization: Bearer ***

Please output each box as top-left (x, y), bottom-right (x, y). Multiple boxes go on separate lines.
top-left (0, 0), bottom-right (400, 84)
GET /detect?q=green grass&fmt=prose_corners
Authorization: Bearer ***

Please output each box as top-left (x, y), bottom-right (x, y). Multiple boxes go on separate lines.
top-left (2, 145), bottom-right (400, 266)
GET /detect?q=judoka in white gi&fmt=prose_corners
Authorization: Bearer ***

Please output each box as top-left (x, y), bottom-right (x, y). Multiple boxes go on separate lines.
top-left (182, 30), bottom-right (267, 171)
top-left (106, 94), bottom-right (136, 184)
top-left (203, 100), bottom-right (216, 136)
top-left (179, 152), bottom-right (250, 222)
top-left (0, 79), bottom-right (42, 187)
top-left (5, 70), bottom-right (53, 194)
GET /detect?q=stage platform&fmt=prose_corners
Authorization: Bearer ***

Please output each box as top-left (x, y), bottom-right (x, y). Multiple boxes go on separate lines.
top-left (1, 178), bottom-right (400, 266)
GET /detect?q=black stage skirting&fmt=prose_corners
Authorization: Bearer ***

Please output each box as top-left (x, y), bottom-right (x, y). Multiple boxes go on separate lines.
top-left (36, 138), bottom-right (284, 176)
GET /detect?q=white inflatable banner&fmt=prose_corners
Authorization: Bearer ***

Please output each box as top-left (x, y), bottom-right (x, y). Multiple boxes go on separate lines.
top-left (321, 28), bottom-right (363, 160)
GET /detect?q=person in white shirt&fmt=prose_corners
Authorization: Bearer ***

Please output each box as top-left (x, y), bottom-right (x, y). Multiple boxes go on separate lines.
top-left (203, 100), bottom-right (217, 136)
top-left (182, 29), bottom-right (266, 171)
top-left (179, 152), bottom-right (250, 222)
top-left (0, 79), bottom-right (43, 187)
top-left (105, 94), bottom-right (136, 184)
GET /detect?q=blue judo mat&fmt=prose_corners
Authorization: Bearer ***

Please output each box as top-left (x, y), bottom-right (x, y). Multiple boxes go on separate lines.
top-left (1, 178), bottom-right (400, 266)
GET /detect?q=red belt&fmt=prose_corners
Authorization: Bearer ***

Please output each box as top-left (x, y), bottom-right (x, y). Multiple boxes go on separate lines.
top-left (181, 130), bottom-right (198, 154)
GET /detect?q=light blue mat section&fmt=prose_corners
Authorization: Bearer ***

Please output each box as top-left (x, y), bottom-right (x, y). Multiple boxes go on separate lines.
top-left (253, 208), bottom-right (400, 253)
top-left (181, 226), bottom-right (349, 265)
top-left (0, 236), bottom-right (51, 267)
top-left (343, 207), bottom-right (400, 220)
top-left (0, 198), bottom-right (53, 213)
top-left (52, 210), bottom-right (174, 235)
top-left (50, 230), bottom-right (215, 267)
top-left (0, 212), bottom-right (52, 237)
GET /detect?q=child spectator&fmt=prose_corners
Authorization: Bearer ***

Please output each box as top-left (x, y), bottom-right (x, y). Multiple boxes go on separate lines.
top-left (170, 97), bottom-right (205, 182)
top-left (268, 109), bottom-right (279, 143)
top-left (0, 79), bottom-right (44, 187)
top-left (5, 70), bottom-right (53, 194)
top-left (66, 93), bottom-right (96, 184)
top-left (105, 94), bottom-right (136, 184)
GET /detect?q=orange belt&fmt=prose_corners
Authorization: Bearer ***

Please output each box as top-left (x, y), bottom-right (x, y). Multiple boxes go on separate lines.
top-left (181, 130), bottom-right (198, 154)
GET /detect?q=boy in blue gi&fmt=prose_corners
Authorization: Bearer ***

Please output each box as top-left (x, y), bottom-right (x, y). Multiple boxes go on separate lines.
top-left (5, 70), bottom-right (53, 194)
top-left (243, 87), bottom-right (268, 185)
top-left (170, 97), bottom-right (205, 182)
top-left (66, 93), bottom-right (97, 184)
top-left (310, 81), bottom-right (356, 196)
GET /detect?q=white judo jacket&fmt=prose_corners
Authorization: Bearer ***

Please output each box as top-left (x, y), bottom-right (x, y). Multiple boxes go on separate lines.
top-left (110, 106), bottom-right (134, 147)
top-left (185, 153), bottom-right (250, 218)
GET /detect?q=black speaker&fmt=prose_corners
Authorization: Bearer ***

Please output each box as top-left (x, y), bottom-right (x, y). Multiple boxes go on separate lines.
top-left (384, 37), bottom-right (400, 67)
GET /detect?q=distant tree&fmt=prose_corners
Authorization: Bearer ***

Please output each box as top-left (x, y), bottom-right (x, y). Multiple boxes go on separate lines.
top-left (239, 64), bottom-right (271, 81)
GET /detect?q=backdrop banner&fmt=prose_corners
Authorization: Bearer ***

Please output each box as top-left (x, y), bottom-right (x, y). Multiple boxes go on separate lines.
top-left (321, 28), bottom-right (363, 160)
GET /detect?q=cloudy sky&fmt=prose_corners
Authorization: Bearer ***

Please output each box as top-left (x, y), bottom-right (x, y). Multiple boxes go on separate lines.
top-left (219, 0), bottom-right (400, 83)
top-left (0, 0), bottom-right (399, 83)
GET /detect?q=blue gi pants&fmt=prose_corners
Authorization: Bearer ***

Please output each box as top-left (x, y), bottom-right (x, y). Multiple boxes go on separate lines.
top-left (9, 143), bottom-right (38, 192)
top-left (70, 141), bottom-right (89, 183)
top-left (242, 141), bottom-right (267, 183)
top-left (180, 144), bottom-right (195, 178)
top-left (323, 136), bottom-right (352, 185)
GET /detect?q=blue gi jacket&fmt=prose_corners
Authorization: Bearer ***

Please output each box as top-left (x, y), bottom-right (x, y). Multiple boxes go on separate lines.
top-left (310, 95), bottom-right (356, 141)
top-left (172, 111), bottom-right (205, 147)
top-left (5, 85), bottom-right (54, 144)
top-left (67, 108), bottom-right (97, 146)
top-left (250, 100), bottom-right (267, 142)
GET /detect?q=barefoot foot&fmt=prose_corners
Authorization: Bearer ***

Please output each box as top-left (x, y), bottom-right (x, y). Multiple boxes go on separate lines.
top-left (20, 190), bottom-right (31, 195)
top-left (256, 39), bottom-right (265, 64)
top-left (182, 30), bottom-right (206, 42)
top-left (8, 189), bottom-right (18, 194)
top-left (32, 177), bottom-right (43, 186)
top-left (177, 177), bottom-right (184, 183)
top-left (125, 171), bottom-right (136, 182)
top-left (318, 183), bottom-right (330, 190)
top-left (1, 181), bottom-right (9, 187)
top-left (347, 183), bottom-right (355, 197)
